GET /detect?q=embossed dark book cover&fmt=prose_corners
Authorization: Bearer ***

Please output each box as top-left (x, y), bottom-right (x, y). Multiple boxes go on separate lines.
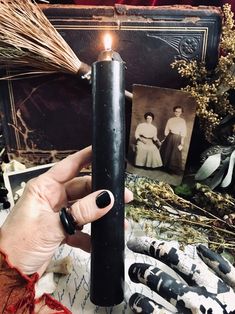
top-left (0, 4), bottom-right (222, 165)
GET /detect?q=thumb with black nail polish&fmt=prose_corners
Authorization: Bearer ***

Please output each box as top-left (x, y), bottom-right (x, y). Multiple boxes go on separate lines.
top-left (96, 191), bottom-right (112, 208)
top-left (66, 190), bottom-right (114, 228)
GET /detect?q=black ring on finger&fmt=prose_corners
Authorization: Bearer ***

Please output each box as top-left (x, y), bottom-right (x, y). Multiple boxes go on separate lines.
top-left (60, 207), bottom-right (77, 235)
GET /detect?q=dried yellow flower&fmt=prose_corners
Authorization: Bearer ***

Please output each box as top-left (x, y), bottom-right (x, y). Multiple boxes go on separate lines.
top-left (172, 4), bottom-right (235, 143)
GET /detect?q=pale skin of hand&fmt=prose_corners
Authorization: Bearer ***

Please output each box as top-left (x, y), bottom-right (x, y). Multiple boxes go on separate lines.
top-left (139, 136), bottom-right (147, 144)
top-left (0, 147), bottom-right (133, 276)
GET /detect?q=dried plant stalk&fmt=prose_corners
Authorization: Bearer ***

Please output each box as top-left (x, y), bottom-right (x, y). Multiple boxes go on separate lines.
top-left (0, 0), bottom-right (90, 77)
top-left (171, 4), bottom-right (235, 142)
top-left (125, 173), bottom-right (235, 229)
top-left (125, 173), bottom-right (235, 254)
top-left (126, 204), bottom-right (235, 252)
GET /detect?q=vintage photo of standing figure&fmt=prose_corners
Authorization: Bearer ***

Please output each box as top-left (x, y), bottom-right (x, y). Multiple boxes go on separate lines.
top-left (127, 84), bottom-right (197, 186)
top-left (134, 111), bottom-right (162, 169)
top-left (160, 106), bottom-right (187, 175)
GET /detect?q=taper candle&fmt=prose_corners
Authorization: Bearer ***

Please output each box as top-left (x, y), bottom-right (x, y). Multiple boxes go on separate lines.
top-left (90, 33), bottom-right (125, 306)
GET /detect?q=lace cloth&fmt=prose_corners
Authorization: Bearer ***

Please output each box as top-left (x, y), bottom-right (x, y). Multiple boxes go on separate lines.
top-left (0, 250), bottom-right (71, 314)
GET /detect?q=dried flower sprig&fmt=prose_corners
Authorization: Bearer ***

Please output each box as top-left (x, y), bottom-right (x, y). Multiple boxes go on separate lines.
top-left (126, 205), bottom-right (235, 252)
top-left (125, 173), bottom-right (235, 253)
top-left (172, 4), bottom-right (235, 143)
top-left (193, 183), bottom-right (235, 218)
top-left (125, 173), bottom-right (234, 227)
top-left (126, 204), bottom-right (210, 246)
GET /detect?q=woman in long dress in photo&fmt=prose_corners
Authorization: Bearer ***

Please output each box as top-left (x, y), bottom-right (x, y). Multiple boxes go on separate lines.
top-left (134, 112), bottom-right (163, 169)
top-left (160, 105), bottom-right (187, 175)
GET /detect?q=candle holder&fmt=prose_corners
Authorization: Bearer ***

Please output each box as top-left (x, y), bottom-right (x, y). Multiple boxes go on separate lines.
top-left (90, 34), bottom-right (126, 306)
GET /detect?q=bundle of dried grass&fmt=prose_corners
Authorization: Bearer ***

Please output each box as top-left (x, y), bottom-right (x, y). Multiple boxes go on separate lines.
top-left (0, 0), bottom-right (90, 78)
top-left (125, 173), bottom-right (235, 255)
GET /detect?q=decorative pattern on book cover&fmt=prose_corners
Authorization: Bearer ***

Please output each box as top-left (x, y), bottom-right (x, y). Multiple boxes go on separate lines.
top-left (0, 4), bottom-right (222, 165)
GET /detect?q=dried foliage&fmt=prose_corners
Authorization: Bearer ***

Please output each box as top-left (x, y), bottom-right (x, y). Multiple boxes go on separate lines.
top-left (125, 173), bottom-right (235, 253)
top-left (172, 4), bottom-right (235, 143)
top-left (0, 0), bottom-right (86, 77)
top-left (193, 183), bottom-right (235, 223)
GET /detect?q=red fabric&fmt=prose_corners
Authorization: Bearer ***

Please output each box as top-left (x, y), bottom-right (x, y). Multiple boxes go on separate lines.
top-left (35, 295), bottom-right (71, 313)
top-left (0, 250), bottom-right (71, 314)
top-left (72, 0), bottom-right (235, 14)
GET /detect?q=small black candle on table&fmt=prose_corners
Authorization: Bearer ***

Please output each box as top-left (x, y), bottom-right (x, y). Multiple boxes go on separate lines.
top-left (90, 33), bottom-right (125, 306)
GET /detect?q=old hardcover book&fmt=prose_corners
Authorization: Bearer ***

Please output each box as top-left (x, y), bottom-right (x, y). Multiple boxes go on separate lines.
top-left (0, 4), bottom-right (222, 165)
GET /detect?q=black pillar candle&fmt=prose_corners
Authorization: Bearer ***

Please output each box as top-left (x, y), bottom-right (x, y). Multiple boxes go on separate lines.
top-left (90, 34), bottom-right (125, 306)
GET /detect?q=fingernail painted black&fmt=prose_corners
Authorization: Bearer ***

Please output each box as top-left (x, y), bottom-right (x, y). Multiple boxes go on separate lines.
top-left (96, 191), bottom-right (111, 208)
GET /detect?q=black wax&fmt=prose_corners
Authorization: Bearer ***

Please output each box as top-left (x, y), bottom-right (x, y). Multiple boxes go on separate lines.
top-left (90, 59), bottom-right (125, 306)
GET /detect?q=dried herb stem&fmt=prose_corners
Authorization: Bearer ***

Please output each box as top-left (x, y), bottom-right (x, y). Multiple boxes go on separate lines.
top-left (131, 178), bottom-right (234, 230)
top-left (171, 4), bottom-right (235, 142)
top-left (125, 174), bottom-right (235, 253)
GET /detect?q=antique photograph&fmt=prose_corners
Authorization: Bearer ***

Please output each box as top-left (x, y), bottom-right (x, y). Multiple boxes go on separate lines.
top-left (127, 84), bottom-right (197, 186)
top-left (3, 163), bottom-right (54, 208)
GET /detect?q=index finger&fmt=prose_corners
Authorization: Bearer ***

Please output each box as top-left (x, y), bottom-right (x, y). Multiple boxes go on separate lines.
top-left (44, 146), bottom-right (92, 183)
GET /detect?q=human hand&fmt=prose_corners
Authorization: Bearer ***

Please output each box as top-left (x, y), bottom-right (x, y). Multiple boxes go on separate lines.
top-left (154, 139), bottom-right (161, 148)
top-left (139, 136), bottom-right (147, 144)
top-left (178, 144), bottom-right (183, 151)
top-left (127, 236), bottom-right (235, 313)
top-left (0, 147), bottom-right (133, 276)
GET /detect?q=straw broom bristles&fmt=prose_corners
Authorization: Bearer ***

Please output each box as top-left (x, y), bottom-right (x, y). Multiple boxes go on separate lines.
top-left (0, 0), bottom-right (90, 78)
top-left (0, 0), bottom-right (133, 100)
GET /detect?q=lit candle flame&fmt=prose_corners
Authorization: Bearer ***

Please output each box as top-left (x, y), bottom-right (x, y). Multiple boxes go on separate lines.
top-left (104, 33), bottom-right (112, 50)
